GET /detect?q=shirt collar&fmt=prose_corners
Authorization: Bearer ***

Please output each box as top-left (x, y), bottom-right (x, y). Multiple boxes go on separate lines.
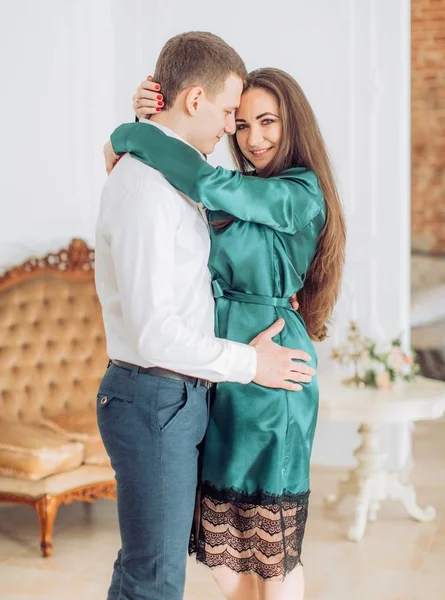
top-left (139, 118), bottom-right (206, 160)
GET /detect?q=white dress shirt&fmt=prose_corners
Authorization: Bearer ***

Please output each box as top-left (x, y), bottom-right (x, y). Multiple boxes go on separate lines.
top-left (95, 121), bottom-right (256, 383)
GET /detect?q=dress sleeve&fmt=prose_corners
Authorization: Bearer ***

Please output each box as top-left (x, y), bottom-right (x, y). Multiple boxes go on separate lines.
top-left (111, 122), bottom-right (325, 235)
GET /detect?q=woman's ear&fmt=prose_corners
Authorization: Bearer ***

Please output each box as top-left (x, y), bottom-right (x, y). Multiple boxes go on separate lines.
top-left (184, 87), bottom-right (204, 116)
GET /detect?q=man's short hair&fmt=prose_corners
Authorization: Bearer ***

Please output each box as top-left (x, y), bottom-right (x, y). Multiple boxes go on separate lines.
top-left (153, 31), bottom-right (247, 109)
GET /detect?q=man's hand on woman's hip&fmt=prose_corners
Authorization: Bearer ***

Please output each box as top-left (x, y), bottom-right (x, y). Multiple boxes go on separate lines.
top-left (249, 319), bottom-right (315, 392)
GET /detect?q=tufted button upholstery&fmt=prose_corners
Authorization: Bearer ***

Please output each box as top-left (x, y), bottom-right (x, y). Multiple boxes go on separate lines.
top-left (0, 274), bottom-right (110, 479)
top-left (0, 277), bottom-right (107, 423)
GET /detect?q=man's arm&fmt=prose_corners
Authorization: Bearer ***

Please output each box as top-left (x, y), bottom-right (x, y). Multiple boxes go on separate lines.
top-left (108, 177), bottom-right (257, 384)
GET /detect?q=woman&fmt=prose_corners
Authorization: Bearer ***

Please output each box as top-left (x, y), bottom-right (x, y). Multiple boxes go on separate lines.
top-left (106, 68), bottom-right (346, 600)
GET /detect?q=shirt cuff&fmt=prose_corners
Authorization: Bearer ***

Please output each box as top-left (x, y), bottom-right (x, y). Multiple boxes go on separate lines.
top-left (225, 341), bottom-right (257, 384)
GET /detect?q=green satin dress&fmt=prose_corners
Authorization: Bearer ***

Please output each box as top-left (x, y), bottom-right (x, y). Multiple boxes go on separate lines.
top-left (111, 123), bottom-right (326, 579)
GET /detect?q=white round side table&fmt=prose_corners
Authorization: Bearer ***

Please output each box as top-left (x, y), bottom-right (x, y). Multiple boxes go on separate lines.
top-left (318, 375), bottom-right (445, 541)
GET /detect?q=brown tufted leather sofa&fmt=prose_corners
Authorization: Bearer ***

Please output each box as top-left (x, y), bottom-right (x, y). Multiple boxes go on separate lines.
top-left (0, 239), bottom-right (115, 556)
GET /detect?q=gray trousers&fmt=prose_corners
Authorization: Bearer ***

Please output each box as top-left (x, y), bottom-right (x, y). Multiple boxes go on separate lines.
top-left (97, 362), bottom-right (210, 600)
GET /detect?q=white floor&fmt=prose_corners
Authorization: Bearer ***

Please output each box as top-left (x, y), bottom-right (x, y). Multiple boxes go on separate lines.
top-left (0, 417), bottom-right (444, 600)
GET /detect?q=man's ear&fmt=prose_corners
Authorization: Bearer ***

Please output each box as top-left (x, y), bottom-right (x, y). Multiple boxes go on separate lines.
top-left (184, 87), bottom-right (204, 116)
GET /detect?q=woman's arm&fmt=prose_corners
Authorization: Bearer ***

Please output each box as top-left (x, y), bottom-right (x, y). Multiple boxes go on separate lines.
top-left (111, 122), bottom-right (325, 235)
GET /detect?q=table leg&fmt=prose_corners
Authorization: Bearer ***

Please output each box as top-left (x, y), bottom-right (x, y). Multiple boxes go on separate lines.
top-left (368, 500), bottom-right (381, 522)
top-left (324, 469), bottom-right (360, 508)
top-left (325, 422), bottom-right (387, 541)
top-left (385, 472), bottom-right (436, 522)
top-left (347, 479), bottom-right (373, 541)
top-left (324, 421), bottom-right (437, 541)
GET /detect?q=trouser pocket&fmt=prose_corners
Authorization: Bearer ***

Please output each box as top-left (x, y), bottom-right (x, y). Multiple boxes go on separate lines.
top-left (156, 378), bottom-right (190, 435)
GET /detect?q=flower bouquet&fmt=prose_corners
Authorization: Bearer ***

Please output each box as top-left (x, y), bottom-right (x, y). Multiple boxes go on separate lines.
top-left (331, 322), bottom-right (419, 390)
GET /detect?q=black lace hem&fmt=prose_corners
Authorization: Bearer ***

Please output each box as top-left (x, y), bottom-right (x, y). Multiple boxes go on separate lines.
top-left (189, 481), bottom-right (310, 580)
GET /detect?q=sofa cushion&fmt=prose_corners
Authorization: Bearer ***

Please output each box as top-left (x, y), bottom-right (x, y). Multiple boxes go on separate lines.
top-left (0, 464), bottom-right (115, 498)
top-left (83, 437), bottom-right (110, 467)
top-left (41, 410), bottom-right (110, 467)
top-left (0, 421), bottom-right (84, 481)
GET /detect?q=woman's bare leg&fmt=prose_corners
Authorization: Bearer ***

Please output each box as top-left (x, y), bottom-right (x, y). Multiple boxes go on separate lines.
top-left (212, 566), bottom-right (260, 600)
top-left (211, 565), bottom-right (304, 600)
top-left (256, 565), bottom-right (305, 600)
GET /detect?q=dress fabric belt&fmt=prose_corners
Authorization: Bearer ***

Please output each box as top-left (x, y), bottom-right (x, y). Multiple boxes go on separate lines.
top-left (211, 278), bottom-right (306, 335)
top-left (211, 278), bottom-right (293, 309)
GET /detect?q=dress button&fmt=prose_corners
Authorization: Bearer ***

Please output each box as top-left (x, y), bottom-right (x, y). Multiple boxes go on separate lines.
top-left (100, 395), bottom-right (108, 405)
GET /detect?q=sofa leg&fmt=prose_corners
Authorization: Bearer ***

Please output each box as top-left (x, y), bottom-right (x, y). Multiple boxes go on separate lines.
top-left (35, 495), bottom-right (59, 557)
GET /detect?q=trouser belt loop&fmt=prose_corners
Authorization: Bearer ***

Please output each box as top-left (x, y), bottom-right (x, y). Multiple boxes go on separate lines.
top-left (130, 364), bottom-right (139, 380)
top-left (194, 378), bottom-right (201, 388)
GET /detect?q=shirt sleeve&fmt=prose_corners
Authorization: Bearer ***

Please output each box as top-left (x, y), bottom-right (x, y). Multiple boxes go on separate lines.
top-left (108, 177), bottom-right (257, 383)
top-left (111, 122), bottom-right (325, 235)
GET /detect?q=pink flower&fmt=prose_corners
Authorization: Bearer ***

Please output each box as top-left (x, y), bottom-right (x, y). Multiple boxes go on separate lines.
top-left (387, 348), bottom-right (405, 372)
top-left (403, 353), bottom-right (413, 367)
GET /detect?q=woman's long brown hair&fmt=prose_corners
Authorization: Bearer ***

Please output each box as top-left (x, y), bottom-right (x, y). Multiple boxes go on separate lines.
top-left (227, 68), bottom-right (346, 342)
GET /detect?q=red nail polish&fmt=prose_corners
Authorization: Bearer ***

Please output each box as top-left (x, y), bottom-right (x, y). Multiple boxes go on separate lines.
top-left (155, 84), bottom-right (161, 90)
top-left (156, 107), bottom-right (161, 112)
top-left (157, 101), bottom-right (163, 106)
top-left (157, 94), bottom-right (163, 100)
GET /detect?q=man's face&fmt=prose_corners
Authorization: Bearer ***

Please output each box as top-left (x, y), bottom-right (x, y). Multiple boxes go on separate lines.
top-left (188, 74), bottom-right (244, 155)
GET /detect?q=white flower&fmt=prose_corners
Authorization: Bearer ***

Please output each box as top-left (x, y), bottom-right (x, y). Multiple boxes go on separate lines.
top-left (374, 341), bottom-right (390, 356)
top-left (400, 362), bottom-right (412, 376)
top-left (368, 359), bottom-right (385, 374)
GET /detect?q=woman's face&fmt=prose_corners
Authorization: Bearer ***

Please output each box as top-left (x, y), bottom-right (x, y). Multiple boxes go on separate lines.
top-left (235, 87), bottom-right (282, 171)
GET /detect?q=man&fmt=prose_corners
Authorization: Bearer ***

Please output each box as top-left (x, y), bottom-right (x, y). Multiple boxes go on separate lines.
top-left (96, 31), bottom-right (314, 600)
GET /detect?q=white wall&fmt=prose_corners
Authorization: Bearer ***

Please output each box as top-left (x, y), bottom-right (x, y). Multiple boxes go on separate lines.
top-left (0, 0), bottom-right (411, 467)
top-left (0, 0), bottom-right (115, 268)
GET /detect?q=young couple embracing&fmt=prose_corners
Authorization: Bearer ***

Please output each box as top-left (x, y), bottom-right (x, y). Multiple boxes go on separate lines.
top-left (96, 30), bottom-right (345, 600)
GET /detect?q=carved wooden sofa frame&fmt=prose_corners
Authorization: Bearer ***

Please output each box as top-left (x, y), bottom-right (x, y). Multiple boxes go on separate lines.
top-left (0, 239), bottom-right (116, 557)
